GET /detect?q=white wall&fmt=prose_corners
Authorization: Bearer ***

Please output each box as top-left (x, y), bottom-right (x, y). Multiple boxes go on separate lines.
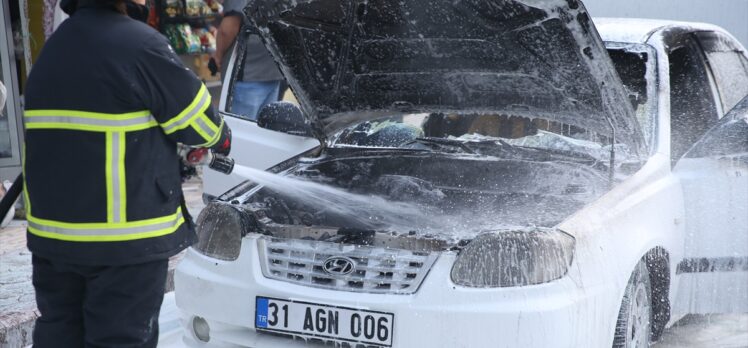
top-left (583, 0), bottom-right (748, 48)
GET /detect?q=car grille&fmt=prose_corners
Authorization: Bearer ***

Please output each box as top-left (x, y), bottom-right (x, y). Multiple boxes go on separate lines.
top-left (257, 237), bottom-right (438, 294)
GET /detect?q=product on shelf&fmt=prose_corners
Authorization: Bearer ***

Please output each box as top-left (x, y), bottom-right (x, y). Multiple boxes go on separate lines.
top-left (205, 0), bottom-right (222, 13)
top-left (193, 28), bottom-right (217, 53)
top-left (164, 24), bottom-right (187, 53)
top-left (185, 0), bottom-right (214, 17)
top-left (158, 0), bottom-right (219, 54)
top-left (165, 24), bottom-right (216, 54)
top-left (163, 0), bottom-right (183, 17)
top-left (185, 27), bottom-right (202, 53)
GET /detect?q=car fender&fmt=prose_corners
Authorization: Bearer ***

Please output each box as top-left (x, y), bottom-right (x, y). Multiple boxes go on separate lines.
top-left (559, 153), bottom-right (684, 343)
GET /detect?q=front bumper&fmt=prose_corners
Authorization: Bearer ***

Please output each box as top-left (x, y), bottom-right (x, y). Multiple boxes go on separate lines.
top-left (174, 235), bottom-right (614, 348)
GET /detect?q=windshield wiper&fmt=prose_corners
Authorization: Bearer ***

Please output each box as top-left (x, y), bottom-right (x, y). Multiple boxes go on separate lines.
top-left (605, 119), bottom-right (617, 187)
top-left (462, 139), bottom-right (602, 163)
top-left (405, 137), bottom-right (604, 163)
top-left (403, 137), bottom-right (477, 154)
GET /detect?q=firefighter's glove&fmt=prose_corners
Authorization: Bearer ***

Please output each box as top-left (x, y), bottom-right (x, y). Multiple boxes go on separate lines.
top-left (211, 125), bottom-right (232, 156)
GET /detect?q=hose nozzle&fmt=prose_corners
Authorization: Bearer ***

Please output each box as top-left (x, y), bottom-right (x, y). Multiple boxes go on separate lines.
top-left (208, 154), bottom-right (234, 174)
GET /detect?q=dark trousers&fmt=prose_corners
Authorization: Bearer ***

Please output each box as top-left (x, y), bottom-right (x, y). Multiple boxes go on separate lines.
top-left (31, 255), bottom-right (168, 348)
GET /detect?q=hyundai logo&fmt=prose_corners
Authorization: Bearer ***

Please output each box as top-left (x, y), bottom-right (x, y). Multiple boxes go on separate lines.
top-left (323, 256), bottom-right (356, 275)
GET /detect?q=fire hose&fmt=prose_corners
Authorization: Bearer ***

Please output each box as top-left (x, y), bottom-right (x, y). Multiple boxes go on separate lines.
top-left (0, 174), bottom-right (22, 225)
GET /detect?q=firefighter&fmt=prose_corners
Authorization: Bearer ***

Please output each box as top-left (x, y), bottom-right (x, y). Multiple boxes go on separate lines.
top-left (23, 0), bottom-right (231, 346)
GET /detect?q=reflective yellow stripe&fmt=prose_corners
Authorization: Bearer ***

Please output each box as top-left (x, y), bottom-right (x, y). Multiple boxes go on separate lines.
top-left (161, 84), bottom-right (222, 144)
top-left (201, 114), bottom-right (220, 133)
top-left (105, 132), bottom-right (127, 223)
top-left (191, 120), bottom-right (213, 142)
top-left (161, 84), bottom-right (212, 134)
top-left (191, 116), bottom-right (222, 146)
top-left (21, 145), bottom-right (30, 216)
top-left (27, 207), bottom-right (185, 242)
top-left (117, 132), bottom-right (127, 223)
top-left (24, 110), bottom-right (158, 132)
top-left (105, 132), bottom-right (114, 222)
top-left (25, 121), bottom-right (158, 132)
top-left (25, 110), bottom-right (151, 118)
top-left (196, 117), bottom-right (224, 148)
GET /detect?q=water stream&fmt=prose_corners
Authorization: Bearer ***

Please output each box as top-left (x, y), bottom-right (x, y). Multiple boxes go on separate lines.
top-left (231, 165), bottom-right (443, 232)
top-left (230, 163), bottom-right (574, 238)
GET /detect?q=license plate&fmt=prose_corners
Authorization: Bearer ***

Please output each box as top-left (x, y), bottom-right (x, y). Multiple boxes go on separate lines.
top-left (255, 297), bottom-right (394, 347)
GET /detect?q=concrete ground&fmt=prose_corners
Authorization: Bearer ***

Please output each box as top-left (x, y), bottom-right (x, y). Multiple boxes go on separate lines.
top-left (654, 314), bottom-right (748, 347)
top-left (0, 221), bottom-right (36, 348)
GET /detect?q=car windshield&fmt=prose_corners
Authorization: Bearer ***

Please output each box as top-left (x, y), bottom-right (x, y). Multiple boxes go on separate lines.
top-left (332, 113), bottom-right (624, 161)
top-left (331, 45), bottom-right (656, 162)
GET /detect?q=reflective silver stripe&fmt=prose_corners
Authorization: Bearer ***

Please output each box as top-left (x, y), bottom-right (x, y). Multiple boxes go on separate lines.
top-left (162, 90), bottom-right (210, 134)
top-left (111, 132), bottom-right (122, 223)
top-left (194, 116), bottom-right (218, 141)
top-left (27, 211), bottom-right (184, 237)
top-left (24, 114), bottom-right (155, 128)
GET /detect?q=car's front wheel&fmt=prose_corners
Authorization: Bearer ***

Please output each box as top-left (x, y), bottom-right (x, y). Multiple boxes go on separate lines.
top-left (613, 260), bottom-right (652, 348)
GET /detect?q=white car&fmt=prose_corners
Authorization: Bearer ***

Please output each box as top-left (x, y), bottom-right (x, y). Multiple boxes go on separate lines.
top-left (183, 0), bottom-right (748, 347)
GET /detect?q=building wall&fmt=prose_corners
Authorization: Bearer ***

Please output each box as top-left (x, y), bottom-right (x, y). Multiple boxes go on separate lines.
top-left (584, 0), bottom-right (748, 48)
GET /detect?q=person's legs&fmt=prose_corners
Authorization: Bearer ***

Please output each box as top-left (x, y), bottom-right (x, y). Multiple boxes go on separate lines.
top-left (82, 259), bottom-right (168, 348)
top-left (260, 81), bottom-right (281, 109)
top-left (32, 255), bottom-right (85, 348)
top-left (230, 80), bottom-right (281, 121)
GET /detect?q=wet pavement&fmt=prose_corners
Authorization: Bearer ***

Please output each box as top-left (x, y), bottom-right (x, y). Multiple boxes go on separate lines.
top-left (653, 314), bottom-right (748, 347)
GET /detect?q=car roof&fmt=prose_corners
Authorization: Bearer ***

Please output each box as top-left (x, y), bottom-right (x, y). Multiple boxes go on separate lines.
top-left (594, 17), bottom-right (730, 44)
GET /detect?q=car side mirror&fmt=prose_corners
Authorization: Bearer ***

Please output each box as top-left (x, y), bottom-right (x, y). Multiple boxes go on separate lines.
top-left (685, 117), bottom-right (748, 158)
top-left (685, 96), bottom-right (748, 158)
top-left (256, 102), bottom-right (313, 137)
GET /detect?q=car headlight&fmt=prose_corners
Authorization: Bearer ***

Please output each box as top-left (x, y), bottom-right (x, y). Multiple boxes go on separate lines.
top-left (451, 228), bottom-right (575, 288)
top-left (193, 202), bottom-right (251, 261)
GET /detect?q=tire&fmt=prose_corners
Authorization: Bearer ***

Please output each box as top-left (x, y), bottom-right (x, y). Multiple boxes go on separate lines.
top-left (612, 260), bottom-right (653, 348)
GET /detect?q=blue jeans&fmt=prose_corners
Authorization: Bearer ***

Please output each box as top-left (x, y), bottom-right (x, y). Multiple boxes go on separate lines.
top-left (231, 81), bottom-right (281, 121)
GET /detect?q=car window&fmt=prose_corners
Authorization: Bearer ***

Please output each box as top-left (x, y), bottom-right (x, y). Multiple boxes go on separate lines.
top-left (222, 34), bottom-right (288, 122)
top-left (686, 96), bottom-right (748, 158)
top-left (220, 39), bottom-right (247, 119)
top-left (669, 37), bottom-right (721, 163)
top-left (695, 32), bottom-right (748, 113)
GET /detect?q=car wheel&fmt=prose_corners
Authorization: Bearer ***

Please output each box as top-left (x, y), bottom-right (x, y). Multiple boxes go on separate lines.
top-left (613, 260), bottom-right (652, 348)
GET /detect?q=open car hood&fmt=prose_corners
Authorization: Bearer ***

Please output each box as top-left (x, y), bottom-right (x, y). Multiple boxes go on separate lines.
top-left (246, 0), bottom-right (643, 148)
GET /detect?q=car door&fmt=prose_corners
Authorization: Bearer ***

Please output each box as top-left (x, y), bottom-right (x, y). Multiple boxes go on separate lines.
top-left (673, 95), bottom-right (748, 315)
top-left (202, 39), bottom-right (319, 199)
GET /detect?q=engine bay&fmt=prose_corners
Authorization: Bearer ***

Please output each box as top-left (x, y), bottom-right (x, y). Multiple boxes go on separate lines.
top-left (221, 148), bottom-right (609, 250)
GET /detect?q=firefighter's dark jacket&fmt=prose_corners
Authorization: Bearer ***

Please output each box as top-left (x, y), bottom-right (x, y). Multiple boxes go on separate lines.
top-left (23, 7), bottom-right (229, 265)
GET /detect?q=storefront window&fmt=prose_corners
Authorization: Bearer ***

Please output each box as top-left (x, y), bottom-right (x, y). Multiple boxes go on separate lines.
top-left (0, 0), bottom-right (22, 171)
top-left (0, 55), bottom-right (11, 159)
